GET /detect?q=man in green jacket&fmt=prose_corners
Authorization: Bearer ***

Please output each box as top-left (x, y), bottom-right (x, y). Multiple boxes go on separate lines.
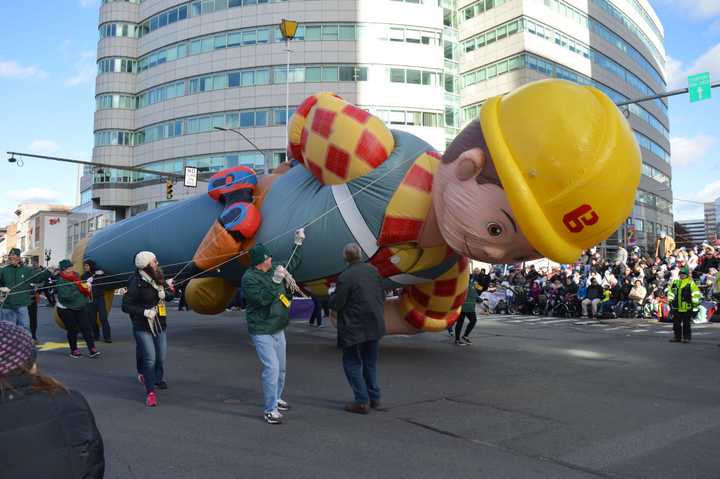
top-left (241, 229), bottom-right (304, 425)
top-left (667, 266), bottom-right (702, 343)
top-left (0, 248), bottom-right (51, 331)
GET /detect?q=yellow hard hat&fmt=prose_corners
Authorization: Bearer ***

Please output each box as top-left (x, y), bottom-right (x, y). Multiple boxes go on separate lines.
top-left (480, 79), bottom-right (641, 264)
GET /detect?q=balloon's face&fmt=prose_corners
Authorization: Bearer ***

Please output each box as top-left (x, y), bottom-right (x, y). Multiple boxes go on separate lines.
top-left (433, 147), bottom-right (539, 264)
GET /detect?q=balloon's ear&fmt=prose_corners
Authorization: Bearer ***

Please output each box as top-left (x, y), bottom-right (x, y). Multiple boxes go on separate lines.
top-left (455, 148), bottom-right (486, 181)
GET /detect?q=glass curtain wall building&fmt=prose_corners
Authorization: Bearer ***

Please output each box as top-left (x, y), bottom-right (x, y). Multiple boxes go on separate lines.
top-left (456, 0), bottom-right (672, 254)
top-left (88, 0), bottom-right (448, 218)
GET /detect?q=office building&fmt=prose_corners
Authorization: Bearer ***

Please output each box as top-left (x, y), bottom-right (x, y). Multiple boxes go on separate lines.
top-left (676, 219), bottom-right (706, 247)
top-left (457, 0), bottom-right (671, 254)
top-left (87, 0), bottom-right (450, 221)
top-left (704, 199), bottom-right (718, 243)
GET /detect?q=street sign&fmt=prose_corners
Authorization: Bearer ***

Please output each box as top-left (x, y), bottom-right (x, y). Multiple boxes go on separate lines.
top-left (184, 166), bottom-right (198, 187)
top-left (688, 72), bottom-right (711, 103)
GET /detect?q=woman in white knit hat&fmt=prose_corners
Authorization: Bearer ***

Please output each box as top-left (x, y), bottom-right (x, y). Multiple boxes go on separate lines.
top-left (121, 251), bottom-right (175, 407)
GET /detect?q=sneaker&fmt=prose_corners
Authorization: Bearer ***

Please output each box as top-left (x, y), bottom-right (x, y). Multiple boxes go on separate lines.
top-left (461, 336), bottom-right (472, 344)
top-left (370, 400), bottom-right (387, 411)
top-left (89, 348), bottom-right (101, 358)
top-left (146, 392), bottom-right (158, 407)
top-left (277, 399), bottom-right (290, 411)
top-left (669, 338), bottom-right (681, 343)
top-left (454, 340), bottom-right (468, 347)
top-left (104, 338), bottom-right (113, 344)
top-left (69, 350), bottom-right (82, 359)
top-left (264, 411), bottom-right (282, 424)
top-left (682, 339), bottom-right (691, 343)
top-left (156, 381), bottom-right (168, 390)
top-left (447, 329), bottom-right (454, 337)
top-left (138, 374), bottom-right (145, 385)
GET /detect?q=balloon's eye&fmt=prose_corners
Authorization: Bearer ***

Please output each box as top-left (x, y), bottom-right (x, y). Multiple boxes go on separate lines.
top-left (487, 223), bottom-right (503, 237)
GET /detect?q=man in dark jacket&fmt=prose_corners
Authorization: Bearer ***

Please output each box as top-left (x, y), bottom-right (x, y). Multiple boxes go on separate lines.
top-left (82, 260), bottom-right (112, 343)
top-left (0, 321), bottom-right (105, 478)
top-left (0, 248), bottom-right (50, 331)
top-left (329, 243), bottom-right (386, 414)
top-left (241, 229), bottom-right (304, 424)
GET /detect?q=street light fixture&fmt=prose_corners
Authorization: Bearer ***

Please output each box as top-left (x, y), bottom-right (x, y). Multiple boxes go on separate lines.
top-left (279, 19), bottom-right (298, 157)
top-left (213, 126), bottom-right (269, 174)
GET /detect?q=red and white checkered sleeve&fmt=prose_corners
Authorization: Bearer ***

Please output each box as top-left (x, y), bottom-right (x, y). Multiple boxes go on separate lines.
top-left (288, 93), bottom-right (395, 185)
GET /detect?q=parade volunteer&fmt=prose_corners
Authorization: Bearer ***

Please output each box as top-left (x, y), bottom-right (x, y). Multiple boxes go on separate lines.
top-left (0, 248), bottom-right (51, 330)
top-left (666, 266), bottom-right (702, 343)
top-left (241, 228), bottom-right (304, 425)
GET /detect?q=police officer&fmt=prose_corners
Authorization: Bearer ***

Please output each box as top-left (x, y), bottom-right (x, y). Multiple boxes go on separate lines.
top-left (667, 266), bottom-right (701, 343)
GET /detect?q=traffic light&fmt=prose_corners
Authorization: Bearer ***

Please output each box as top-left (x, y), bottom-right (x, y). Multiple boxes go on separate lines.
top-left (166, 179), bottom-right (174, 200)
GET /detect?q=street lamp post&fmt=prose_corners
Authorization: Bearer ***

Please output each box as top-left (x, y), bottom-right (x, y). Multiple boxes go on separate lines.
top-left (279, 19), bottom-right (298, 162)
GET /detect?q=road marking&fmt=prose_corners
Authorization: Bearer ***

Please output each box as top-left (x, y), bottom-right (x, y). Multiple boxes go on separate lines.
top-left (540, 319), bottom-right (574, 324)
top-left (630, 329), bottom-right (648, 333)
top-left (37, 341), bottom-right (86, 352)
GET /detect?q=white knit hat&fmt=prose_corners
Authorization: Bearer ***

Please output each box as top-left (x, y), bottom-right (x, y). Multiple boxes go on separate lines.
top-left (135, 251), bottom-right (157, 269)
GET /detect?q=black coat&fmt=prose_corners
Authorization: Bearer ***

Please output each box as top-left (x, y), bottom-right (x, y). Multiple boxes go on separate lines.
top-left (329, 262), bottom-right (386, 349)
top-left (0, 375), bottom-right (104, 478)
top-left (121, 272), bottom-right (174, 332)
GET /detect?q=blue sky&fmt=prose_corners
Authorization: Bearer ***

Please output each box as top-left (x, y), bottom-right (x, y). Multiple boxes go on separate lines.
top-left (0, 0), bottom-right (718, 227)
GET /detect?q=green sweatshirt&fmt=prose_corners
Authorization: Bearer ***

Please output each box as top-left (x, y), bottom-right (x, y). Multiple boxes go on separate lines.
top-left (0, 265), bottom-right (50, 309)
top-left (241, 247), bottom-right (302, 336)
top-left (56, 276), bottom-right (90, 311)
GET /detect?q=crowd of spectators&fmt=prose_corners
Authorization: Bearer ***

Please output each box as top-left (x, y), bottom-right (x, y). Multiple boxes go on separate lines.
top-left (468, 241), bottom-right (720, 321)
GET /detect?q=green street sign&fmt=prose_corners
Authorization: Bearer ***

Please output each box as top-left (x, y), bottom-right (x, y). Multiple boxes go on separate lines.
top-left (688, 72), bottom-right (711, 103)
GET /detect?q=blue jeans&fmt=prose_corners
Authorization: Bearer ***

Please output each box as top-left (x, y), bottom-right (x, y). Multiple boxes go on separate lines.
top-left (251, 331), bottom-right (286, 414)
top-left (0, 307), bottom-right (30, 331)
top-left (134, 328), bottom-right (167, 394)
top-left (342, 340), bottom-right (380, 405)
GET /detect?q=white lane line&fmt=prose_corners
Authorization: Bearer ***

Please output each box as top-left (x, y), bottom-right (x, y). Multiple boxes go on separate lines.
top-left (541, 319), bottom-right (574, 324)
top-left (655, 331), bottom-right (672, 334)
top-left (603, 327), bottom-right (626, 331)
top-left (574, 321), bottom-right (599, 325)
top-left (630, 329), bottom-right (648, 332)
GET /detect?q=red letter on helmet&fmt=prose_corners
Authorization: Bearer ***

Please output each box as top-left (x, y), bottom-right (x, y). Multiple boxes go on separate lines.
top-left (563, 204), bottom-right (599, 233)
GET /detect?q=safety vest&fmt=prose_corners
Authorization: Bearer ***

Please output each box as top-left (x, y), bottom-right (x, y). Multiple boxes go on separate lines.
top-left (667, 278), bottom-right (701, 313)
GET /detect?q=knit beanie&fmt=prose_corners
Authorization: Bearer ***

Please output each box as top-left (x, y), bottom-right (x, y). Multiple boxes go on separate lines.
top-left (58, 259), bottom-right (73, 271)
top-left (135, 251), bottom-right (157, 269)
top-left (250, 244), bottom-right (271, 266)
top-left (0, 321), bottom-right (37, 377)
top-left (8, 248), bottom-right (21, 257)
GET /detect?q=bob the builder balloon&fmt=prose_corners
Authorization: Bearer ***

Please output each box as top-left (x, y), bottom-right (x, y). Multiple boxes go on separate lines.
top-left (76, 79), bottom-right (640, 335)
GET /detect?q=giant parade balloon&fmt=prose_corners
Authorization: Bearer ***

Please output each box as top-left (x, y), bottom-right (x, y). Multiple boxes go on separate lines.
top-left (78, 79), bottom-right (641, 334)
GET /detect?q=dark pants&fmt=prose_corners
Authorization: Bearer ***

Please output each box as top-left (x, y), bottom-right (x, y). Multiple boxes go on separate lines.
top-left (178, 288), bottom-right (187, 311)
top-left (310, 297), bottom-right (323, 325)
top-left (134, 328), bottom-right (167, 394)
top-left (342, 340), bottom-right (380, 405)
top-left (673, 310), bottom-right (693, 340)
top-left (28, 301), bottom-right (38, 340)
top-left (58, 308), bottom-right (95, 352)
top-left (89, 295), bottom-right (111, 341)
top-left (455, 311), bottom-right (477, 341)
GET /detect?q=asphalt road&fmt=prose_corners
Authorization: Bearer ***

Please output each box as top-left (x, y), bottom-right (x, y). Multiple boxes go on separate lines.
top-left (33, 304), bottom-right (720, 479)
